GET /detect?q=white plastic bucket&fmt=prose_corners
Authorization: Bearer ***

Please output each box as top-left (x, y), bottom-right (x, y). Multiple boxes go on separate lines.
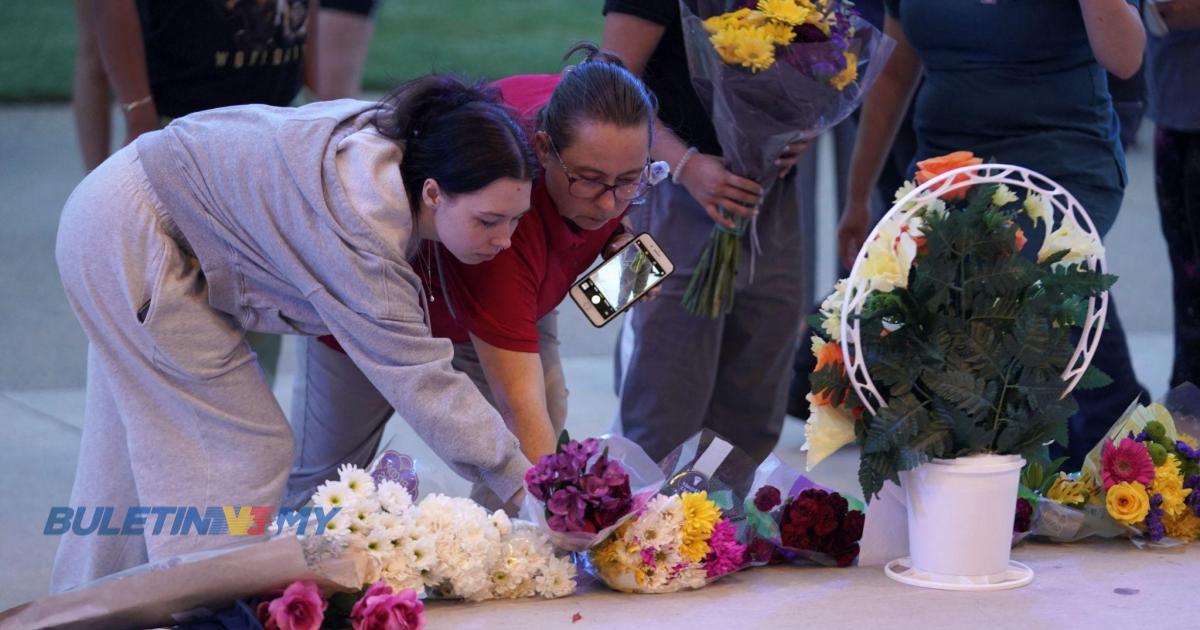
top-left (901, 454), bottom-right (1025, 578)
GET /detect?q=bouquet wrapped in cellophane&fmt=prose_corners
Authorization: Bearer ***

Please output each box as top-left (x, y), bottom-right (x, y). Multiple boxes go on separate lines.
top-left (679, 0), bottom-right (894, 317)
top-left (586, 431), bottom-right (757, 593)
top-left (1018, 384), bottom-right (1200, 547)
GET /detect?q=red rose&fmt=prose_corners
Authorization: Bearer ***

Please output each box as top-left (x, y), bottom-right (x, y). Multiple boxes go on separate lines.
top-left (754, 486), bottom-right (783, 512)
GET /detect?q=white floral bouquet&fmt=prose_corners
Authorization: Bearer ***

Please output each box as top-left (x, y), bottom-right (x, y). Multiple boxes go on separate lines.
top-left (287, 463), bottom-right (576, 602)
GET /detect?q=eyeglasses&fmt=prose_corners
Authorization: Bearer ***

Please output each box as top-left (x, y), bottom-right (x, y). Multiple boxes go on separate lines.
top-left (549, 139), bottom-right (652, 202)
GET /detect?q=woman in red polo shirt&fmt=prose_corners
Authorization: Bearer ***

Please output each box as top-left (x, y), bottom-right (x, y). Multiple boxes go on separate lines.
top-left (284, 45), bottom-right (681, 508)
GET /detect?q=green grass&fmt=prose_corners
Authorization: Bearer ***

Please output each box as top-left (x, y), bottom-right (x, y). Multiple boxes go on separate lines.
top-left (0, 1), bottom-right (604, 102)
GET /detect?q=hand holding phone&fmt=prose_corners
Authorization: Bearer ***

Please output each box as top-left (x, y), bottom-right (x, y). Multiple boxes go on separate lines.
top-left (570, 233), bottom-right (673, 327)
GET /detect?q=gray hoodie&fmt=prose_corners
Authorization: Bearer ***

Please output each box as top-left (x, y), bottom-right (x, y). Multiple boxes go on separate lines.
top-left (135, 99), bottom-right (530, 500)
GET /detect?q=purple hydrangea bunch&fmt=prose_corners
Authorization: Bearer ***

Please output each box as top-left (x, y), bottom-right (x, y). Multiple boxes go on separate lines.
top-left (525, 435), bottom-right (633, 534)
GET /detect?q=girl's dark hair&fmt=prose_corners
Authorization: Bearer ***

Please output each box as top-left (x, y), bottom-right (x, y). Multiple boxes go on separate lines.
top-left (539, 42), bottom-right (658, 151)
top-left (374, 74), bottom-right (538, 211)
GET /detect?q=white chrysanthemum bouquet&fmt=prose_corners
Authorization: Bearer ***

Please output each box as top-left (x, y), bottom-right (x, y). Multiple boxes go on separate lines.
top-left (284, 463), bottom-right (576, 602)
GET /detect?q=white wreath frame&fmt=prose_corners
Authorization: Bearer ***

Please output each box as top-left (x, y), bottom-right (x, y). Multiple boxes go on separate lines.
top-left (839, 164), bottom-right (1109, 416)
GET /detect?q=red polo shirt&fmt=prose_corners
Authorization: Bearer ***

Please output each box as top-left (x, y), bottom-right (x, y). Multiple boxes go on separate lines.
top-left (319, 73), bottom-right (623, 355)
top-left (423, 179), bottom-right (622, 352)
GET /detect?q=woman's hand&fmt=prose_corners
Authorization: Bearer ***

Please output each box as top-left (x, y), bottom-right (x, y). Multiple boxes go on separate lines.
top-left (838, 201), bottom-right (872, 271)
top-left (776, 139), bottom-right (813, 178)
top-left (602, 231), bottom-right (634, 260)
top-left (676, 152), bottom-right (763, 229)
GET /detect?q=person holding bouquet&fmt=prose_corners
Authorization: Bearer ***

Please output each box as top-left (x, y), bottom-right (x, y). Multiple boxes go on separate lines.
top-left (601, 0), bottom-right (817, 462)
top-left (52, 75), bottom-right (538, 591)
top-left (285, 45), bottom-right (665, 510)
top-left (837, 0), bottom-right (1149, 468)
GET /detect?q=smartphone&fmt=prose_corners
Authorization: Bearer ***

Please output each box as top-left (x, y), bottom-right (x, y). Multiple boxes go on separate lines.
top-left (570, 232), bottom-right (674, 327)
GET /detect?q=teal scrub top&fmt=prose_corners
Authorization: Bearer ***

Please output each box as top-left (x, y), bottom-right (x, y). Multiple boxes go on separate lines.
top-left (884, 0), bottom-right (1134, 236)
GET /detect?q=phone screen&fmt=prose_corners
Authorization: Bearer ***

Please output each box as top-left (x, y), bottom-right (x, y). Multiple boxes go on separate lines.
top-left (575, 239), bottom-right (669, 321)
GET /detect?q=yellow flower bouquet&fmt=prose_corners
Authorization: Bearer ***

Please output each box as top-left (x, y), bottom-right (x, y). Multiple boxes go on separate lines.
top-left (678, 0), bottom-right (894, 317)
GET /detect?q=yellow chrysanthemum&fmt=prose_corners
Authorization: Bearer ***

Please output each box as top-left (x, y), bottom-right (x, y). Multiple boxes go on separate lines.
top-left (709, 28), bottom-right (748, 66)
top-left (680, 492), bottom-right (721, 563)
top-left (733, 29), bottom-right (777, 72)
top-left (758, 0), bottom-right (812, 26)
top-left (1163, 512), bottom-right (1200, 542)
top-left (1046, 473), bottom-right (1089, 507)
top-left (704, 8), bottom-right (753, 33)
top-left (761, 21), bottom-right (797, 45)
top-left (1105, 481), bottom-right (1150, 526)
top-left (830, 51), bottom-right (858, 91)
top-left (1150, 455), bottom-right (1193, 518)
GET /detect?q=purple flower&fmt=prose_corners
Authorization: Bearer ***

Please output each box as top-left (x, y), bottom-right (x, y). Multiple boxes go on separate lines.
top-left (547, 487), bottom-right (593, 533)
top-left (524, 456), bottom-right (558, 501)
top-left (561, 438), bottom-right (600, 469)
top-left (1177, 441), bottom-right (1200, 462)
top-left (593, 494), bottom-right (633, 530)
top-left (1146, 494), bottom-right (1165, 543)
top-left (1186, 475), bottom-right (1200, 517)
top-left (580, 473), bottom-right (611, 499)
top-left (591, 455), bottom-right (629, 488)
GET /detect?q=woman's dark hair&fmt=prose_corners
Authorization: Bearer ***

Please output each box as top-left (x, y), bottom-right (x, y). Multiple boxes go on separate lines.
top-left (539, 42), bottom-right (658, 151)
top-left (374, 74), bottom-right (538, 211)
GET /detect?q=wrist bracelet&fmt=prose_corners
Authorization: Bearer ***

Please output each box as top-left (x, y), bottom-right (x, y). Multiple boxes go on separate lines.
top-left (121, 95), bottom-right (153, 113)
top-left (671, 147), bottom-right (699, 185)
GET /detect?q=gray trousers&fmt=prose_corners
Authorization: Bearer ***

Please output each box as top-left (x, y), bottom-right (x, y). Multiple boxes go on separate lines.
top-left (285, 311), bottom-right (568, 511)
top-left (52, 146), bottom-right (294, 592)
top-left (615, 175), bottom-right (813, 463)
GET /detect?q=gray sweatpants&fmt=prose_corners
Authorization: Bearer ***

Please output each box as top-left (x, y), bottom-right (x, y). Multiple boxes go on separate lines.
top-left (284, 311), bottom-right (568, 511)
top-left (615, 175), bottom-right (813, 462)
top-left (52, 146), bottom-right (294, 592)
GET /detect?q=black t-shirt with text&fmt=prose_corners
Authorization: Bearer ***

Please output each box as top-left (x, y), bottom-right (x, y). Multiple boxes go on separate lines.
top-left (603, 0), bottom-right (723, 157)
top-left (137, 0), bottom-right (309, 118)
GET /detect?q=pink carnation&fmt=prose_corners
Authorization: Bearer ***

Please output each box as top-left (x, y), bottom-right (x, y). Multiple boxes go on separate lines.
top-left (256, 581), bottom-right (326, 630)
top-left (1100, 439), bottom-right (1155, 490)
top-left (703, 519), bottom-right (746, 579)
top-left (350, 581), bottom-right (425, 630)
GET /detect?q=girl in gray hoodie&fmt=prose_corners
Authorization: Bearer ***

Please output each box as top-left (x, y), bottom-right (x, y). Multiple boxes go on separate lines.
top-left (51, 75), bottom-right (537, 591)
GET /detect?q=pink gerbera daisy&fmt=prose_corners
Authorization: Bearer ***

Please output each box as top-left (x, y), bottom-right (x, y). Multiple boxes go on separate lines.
top-left (1100, 439), bottom-right (1155, 490)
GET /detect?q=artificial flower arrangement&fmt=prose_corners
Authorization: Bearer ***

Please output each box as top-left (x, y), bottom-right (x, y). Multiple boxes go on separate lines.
top-left (677, 0), bottom-right (892, 317)
top-left (1019, 391), bottom-right (1200, 546)
top-left (742, 455), bottom-right (866, 567)
top-left (802, 151), bottom-right (1116, 501)
top-left (284, 464), bottom-right (577, 603)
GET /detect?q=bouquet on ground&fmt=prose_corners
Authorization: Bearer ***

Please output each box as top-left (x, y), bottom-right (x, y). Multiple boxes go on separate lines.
top-left (522, 432), bottom-right (665, 552)
top-left (233, 579), bottom-right (424, 630)
top-left (1020, 386), bottom-right (1200, 546)
top-left (679, 0), bottom-right (893, 317)
top-left (282, 463), bottom-right (577, 602)
top-left (801, 151), bottom-right (1116, 501)
top-left (742, 455), bottom-right (866, 567)
top-left (589, 490), bottom-right (747, 593)
top-left (586, 431), bottom-right (757, 593)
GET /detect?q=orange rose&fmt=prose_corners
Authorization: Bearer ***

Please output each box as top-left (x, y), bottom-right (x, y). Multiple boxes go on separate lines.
top-left (915, 151), bottom-right (983, 201)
